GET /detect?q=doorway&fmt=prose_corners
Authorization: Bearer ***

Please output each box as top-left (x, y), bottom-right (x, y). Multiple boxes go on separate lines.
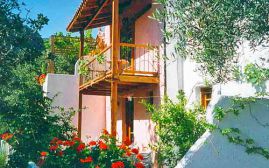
top-left (125, 98), bottom-right (134, 142)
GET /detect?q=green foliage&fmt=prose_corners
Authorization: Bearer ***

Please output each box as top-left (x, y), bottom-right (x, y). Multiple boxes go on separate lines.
top-left (0, 0), bottom-right (47, 85)
top-left (244, 63), bottom-right (269, 86)
top-left (78, 59), bottom-right (90, 76)
top-left (44, 31), bottom-right (95, 74)
top-left (96, 54), bottom-right (105, 64)
top-left (0, 154), bottom-right (6, 168)
top-left (0, 150), bottom-right (7, 168)
top-left (1, 64), bottom-right (76, 168)
top-left (143, 91), bottom-right (208, 167)
top-left (154, 0), bottom-right (269, 83)
top-left (0, 1), bottom-right (76, 167)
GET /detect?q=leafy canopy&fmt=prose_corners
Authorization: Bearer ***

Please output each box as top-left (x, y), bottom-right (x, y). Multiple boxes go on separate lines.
top-left (0, 1), bottom-right (75, 167)
top-left (154, 0), bottom-right (269, 82)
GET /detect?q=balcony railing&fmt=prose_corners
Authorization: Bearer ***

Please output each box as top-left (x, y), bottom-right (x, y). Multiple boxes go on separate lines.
top-left (80, 43), bottom-right (159, 86)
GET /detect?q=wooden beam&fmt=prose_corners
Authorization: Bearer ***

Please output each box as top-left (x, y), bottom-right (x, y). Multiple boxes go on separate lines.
top-left (79, 30), bottom-right (85, 59)
top-left (66, 0), bottom-right (88, 32)
top-left (85, 0), bottom-right (110, 30)
top-left (88, 21), bottom-right (112, 29)
top-left (119, 75), bottom-right (159, 84)
top-left (111, 0), bottom-right (119, 136)
top-left (50, 35), bottom-right (55, 53)
top-left (111, 80), bottom-right (118, 136)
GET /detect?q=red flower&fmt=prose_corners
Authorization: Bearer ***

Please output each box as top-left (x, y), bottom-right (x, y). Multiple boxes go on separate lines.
top-left (136, 154), bottom-right (144, 160)
top-left (56, 140), bottom-right (63, 145)
top-left (89, 141), bottom-right (97, 146)
top-left (111, 161), bottom-right (125, 168)
top-left (99, 141), bottom-right (108, 150)
top-left (126, 150), bottom-right (132, 156)
top-left (63, 140), bottom-right (75, 146)
top-left (50, 137), bottom-right (59, 144)
top-left (49, 145), bottom-right (58, 151)
top-left (102, 129), bottom-right (109, 135)
top-left (96, 166), bottom-right (100, 168)
top-left (57, 151), bottom-right (63, 157)
top-left (80, 156), bottom-right (93, 163)
top-left (131, 148), bottom-right (139, 154)
top-left (119, 144), bottom-right (127, 150)
top-left (77, 143), bottom-right (86, 152)
top-left (135, 162), bottom-right (145, 168)
top-left (73, 137), bottom-right (81, 142)
top-left (40, 152), bottom-right (48, 157)
top-left (0, 133), bottom-right (13, 141)
top-left (123, 137), bottom-right (132, 146)
top-left (36, 74), bottom-right (46, 86)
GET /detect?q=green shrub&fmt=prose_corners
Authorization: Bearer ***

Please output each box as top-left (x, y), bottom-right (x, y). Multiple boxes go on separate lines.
top-left (143, 91), bottom-right (208, 167)
top-left (0, 153), bottom-right (6, 168)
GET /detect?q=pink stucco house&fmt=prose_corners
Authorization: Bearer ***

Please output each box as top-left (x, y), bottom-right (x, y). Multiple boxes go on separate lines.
top-left (44, 0), bottom-right (164, 154)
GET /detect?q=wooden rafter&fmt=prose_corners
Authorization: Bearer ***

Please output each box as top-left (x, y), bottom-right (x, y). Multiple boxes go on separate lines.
top-left (85, 0), bottom-right (110, 30)
top-left (67, 0), bottom-right (89, 31)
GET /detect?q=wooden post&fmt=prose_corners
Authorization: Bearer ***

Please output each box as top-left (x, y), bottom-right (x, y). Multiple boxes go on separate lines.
top-left (79, 30), bottom-right (85, 60)
top-left (111, 0), bottom-right (119, 136)
top-left (50, 35), bottom-right (55, 54)
top-left (78, 30), bottom-right (84, 138)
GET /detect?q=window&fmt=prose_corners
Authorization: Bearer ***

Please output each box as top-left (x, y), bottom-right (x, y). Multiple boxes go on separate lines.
top-left (200, 87), bottom-right (212, 109)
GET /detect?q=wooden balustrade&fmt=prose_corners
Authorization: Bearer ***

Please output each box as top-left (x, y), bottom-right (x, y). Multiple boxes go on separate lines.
top-left (80, 43), bottom-right (159, 86)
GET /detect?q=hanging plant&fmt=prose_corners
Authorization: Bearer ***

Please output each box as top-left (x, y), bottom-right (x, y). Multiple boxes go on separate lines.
top-left (96, 54), bottom-right (105, 64)
top-left (78, 59), bottom-right (90, 76)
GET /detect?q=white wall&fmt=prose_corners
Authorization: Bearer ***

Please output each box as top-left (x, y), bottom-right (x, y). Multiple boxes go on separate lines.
top-left (43, 73), bottom-right (79, 127)
top-left (176, 81), bottom-right (269, 168)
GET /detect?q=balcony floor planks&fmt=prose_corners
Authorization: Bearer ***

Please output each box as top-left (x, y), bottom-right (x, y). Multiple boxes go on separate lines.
top-left (80, 73), bottom-right (159, 96)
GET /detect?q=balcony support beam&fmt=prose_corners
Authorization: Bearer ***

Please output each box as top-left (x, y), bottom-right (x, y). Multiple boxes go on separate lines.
top-left (79, 30), bottom-right (84, 59)
top-left (111, 0), bottom-right (119, 136)
top-left (78, 30), bottom-right (84, 138)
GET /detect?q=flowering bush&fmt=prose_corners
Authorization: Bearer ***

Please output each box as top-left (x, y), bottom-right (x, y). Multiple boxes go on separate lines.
top-left (35, 74), bottom-right (46, 86)
top-left (41, 130), bottom-right (145, 168)
top-left (0, 133), bottom-right (13, 141)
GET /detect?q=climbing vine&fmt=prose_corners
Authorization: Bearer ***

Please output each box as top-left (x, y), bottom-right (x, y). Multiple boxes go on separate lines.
top-left (213, 97), bottom-right (269, 159)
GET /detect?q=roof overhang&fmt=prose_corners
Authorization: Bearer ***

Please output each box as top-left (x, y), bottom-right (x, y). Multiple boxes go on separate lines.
top-left (67, 0), bottom-right (152, 32)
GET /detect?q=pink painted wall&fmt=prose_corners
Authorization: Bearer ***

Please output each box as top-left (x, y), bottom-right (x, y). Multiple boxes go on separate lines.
top-left (81, 95), bottom-right (106, 141)
top-left (135, 6), bottom-right (162, 46)
top-left (134, 5), bottom-right (162, 73)
top-left (132, 88), bottom-right (159, 152)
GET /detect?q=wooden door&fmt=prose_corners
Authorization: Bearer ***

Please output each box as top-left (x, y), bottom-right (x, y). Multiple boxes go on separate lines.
top-left (125, 98), bottom-right (134, 142)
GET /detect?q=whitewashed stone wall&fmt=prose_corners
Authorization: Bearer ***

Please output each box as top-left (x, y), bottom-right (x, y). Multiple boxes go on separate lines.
top-left (176, 82), bottom-right (269, 168)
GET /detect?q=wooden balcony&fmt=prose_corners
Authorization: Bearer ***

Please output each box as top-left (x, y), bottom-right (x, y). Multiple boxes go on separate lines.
top-left (79, 43), bottom-right (160, 96)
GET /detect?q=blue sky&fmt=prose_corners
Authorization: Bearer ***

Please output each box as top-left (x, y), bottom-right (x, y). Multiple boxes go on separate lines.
top-left (22, 0), bottom-right (97, 38)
